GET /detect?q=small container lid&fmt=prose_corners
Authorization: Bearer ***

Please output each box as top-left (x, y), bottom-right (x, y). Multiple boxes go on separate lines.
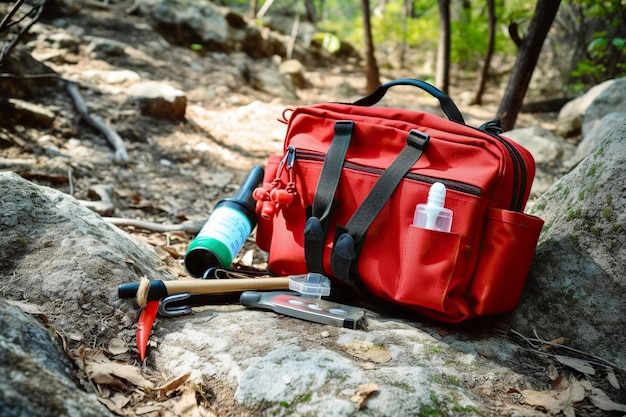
top-left (288, 273), bottom-right (331, 298)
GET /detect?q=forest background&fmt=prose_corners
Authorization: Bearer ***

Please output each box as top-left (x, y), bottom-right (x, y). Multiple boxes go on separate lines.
top-left (219, 0), bottom-right (625, 130)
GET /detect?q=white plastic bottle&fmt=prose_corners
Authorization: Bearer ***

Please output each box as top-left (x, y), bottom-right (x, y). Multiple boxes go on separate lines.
top-left (413, 182), bottom-right (453, 232)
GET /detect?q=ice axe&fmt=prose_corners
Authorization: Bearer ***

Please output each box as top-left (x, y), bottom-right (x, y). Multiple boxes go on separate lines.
top-left (118, 277), bottom-right (290, 301)
top-left (119, 277), bottom-right (290, 361)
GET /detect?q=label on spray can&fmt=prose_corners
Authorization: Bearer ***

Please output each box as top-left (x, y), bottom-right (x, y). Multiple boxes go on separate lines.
top-left (196, 205), bottom-right (251, 259)
top-left (184, 165), bottom-right (264, 278)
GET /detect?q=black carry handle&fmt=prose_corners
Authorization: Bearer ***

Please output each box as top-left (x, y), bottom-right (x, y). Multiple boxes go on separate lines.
top-left (352, 78), bottom-right (465, 125)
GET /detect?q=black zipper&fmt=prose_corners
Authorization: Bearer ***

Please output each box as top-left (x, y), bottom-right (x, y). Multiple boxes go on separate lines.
top-left (478, 119), bottom-right (527, 212)
top-left (294, 149), bottom-right (482, 196)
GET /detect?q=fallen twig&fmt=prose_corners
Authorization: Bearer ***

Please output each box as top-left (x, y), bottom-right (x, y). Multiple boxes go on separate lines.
top-left (510, 328), bottom-right (619, 370)
top-left (1, 73), bottom-right (129, 162)
top-left (66, 81), bottom-right (130, 163)
top-left (103, 217), bottom-right (203, 234)
top-left (78, 184), bottom-right (115, 216)
top-left (0, 72), bottom-right (61, 79)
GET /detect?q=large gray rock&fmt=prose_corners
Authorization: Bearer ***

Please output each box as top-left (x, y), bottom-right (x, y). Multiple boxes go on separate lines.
top-left (143, 0), bottom-right (270, 57)
top-left (514, 126), bottom-right (626, 368)
top-left (556, 79), bottom-right (615, 138)
top-left (0, 300), bottom-right (116, 417)
top-left (505, 126), bottom-right (576, 197)
top-left (583, 78), bottom-right (626, 137)
top-left (151, 0), bottom-right (230, 47)
top-left (568, 112), bottom-right (626, 168)
top-left (0, 171), bottom-right (175, 345)
top-left (155, 302), bottom-right (531, 417)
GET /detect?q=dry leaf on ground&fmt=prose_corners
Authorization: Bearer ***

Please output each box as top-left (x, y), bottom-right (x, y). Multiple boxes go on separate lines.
top-left (555, 354), bottom-right (596, 375)
top-left (171, 382), bottom-right (217, 417)
top-left (579, 379), bottom-right (626, 412)
top-left (606, 367), bottom-right (621, 390)
top-left (77, 347), bottom-right (154, 393)
top-left (108, 338), bottom-right (129, 355)
top-left (350, 383), bottom-right (379, 410)
top-left (519, 376), bottom-right (585, 417)
top-left (5, 299), bottom-right (48, 322)
top-left (344, 341), bottom-right (392, 363)
top-left (154, 372), bottom-right (192, 398)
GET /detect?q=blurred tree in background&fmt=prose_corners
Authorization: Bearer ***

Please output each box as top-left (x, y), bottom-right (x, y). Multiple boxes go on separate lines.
top-left (215, 0), bottom-right (625, 87)
top-left (242, 0), bottom-right (622, 125)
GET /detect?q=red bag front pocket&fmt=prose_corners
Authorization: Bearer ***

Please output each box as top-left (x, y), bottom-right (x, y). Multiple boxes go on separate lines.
top-left (395, 226), bottom-right (463, 315)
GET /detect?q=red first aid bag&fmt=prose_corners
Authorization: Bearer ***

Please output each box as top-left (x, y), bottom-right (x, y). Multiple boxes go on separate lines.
top-left (254, 79), bottom-right (544, 323)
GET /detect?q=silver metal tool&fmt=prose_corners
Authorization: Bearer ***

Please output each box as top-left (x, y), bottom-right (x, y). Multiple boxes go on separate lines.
top-left (158, 293), bottom-right (192, 317)
top-left (240, 291), bottom-right (365, 329)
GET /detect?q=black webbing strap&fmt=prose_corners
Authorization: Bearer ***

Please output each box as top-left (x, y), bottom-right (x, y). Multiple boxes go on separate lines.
top-left (304, 120), bottom-right (354, 273)
top-left (330, 129), bottom-right (431, 282)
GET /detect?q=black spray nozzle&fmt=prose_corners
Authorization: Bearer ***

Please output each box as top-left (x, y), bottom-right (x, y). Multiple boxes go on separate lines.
top-left (232, 165), bottom-right (265, 208)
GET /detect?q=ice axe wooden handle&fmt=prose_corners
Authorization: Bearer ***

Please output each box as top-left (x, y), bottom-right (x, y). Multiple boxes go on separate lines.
top-left (118, 277), bottom-right (290, 301)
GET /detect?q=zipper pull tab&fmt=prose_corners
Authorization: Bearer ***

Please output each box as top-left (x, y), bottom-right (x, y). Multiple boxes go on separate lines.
top-left (286, 146), bottom-right (296, 170)
top-left (285, 146), bottom-right (297, 196)
top-left (271, 146), bottom-right (297, 208)
top-left (479, 118), bottom-right (504, 135)
top-left (276, 146), bottom-right (295, 176)
top-left (254, 147), bottom-right (297, 220)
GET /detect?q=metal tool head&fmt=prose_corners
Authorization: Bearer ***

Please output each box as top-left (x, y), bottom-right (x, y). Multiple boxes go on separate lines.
top-left (158, 293), bottom-right (193, 317)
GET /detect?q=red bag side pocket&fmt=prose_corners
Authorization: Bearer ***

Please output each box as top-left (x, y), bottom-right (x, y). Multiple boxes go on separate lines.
top-left (395, 226), bottom-right (463, 315)
top-left (468, 207), bottom-right (544, 316)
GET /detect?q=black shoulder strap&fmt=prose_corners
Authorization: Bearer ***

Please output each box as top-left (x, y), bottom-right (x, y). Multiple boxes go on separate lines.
top-left (304, 120), bottom-right (354, 273)
top-left (330, 129), bottom-right (430, 282)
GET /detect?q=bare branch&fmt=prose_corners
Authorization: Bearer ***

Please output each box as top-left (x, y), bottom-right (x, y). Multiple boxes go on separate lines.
top-left (0, 0), bottom-right (46, 67)
top-left (103, 217), bottom-right (203, 234)
top-left (510, 328), bottom-right (619, 370)
top-left (65, 81), bottom-right (130, 163)
top-left (0, 0), bottom-right (27, 33)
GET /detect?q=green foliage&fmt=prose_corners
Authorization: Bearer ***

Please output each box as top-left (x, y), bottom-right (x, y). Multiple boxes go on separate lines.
top-left (257, 0), bottom-right (624, 86)
top-left (568, 0), bottom-right (626, 90)
top-left (320, 32), bottom-right (341, 54)
top-left (316, 0), bottom-right (534, 70)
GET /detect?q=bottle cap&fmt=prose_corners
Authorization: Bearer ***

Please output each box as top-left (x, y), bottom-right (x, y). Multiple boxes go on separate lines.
top-left (217, 165), bottom-right (265, 229)
top-left (427, 182), bottom-right (446, 207)
top-left (288, 273), bottom-right (331, 298)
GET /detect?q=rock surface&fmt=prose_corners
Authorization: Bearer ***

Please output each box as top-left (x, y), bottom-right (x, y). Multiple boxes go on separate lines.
top-left (555, 79), bottom-right (615, 138)
top-left (505, 126), bottom-right (576, 197)
top-left (0, 300), bottom-right (116, 417)
top-left (126, 81), bottom-right (187, 121)
top-left (570, 111), bottom-right (626, 168)
top-left (514, 126), bottom-right (626, 369)
top-left (0, 171), bottom-right (175, 346)
top-left (582, 78), bottom-right (626, 137)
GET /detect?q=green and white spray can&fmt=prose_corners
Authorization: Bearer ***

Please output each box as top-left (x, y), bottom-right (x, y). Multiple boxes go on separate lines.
top-left (184, 165), bottom-right (264, 277)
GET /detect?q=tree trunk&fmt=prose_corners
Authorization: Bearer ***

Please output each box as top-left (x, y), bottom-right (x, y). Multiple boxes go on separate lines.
top-left (497, 0), bottom-right (562, 131)
top-left (435, 0), bottom-right (450, 93)
top-left (249, 0), bottom-right (257, 18)
top-left (473, 0), bottom-right (496, 105)
top-left (304, 0), bottom-right (316, 23)
top-left (399, 0), bottom-right (411, 69)
top-left (362, 0), bottom-right (380, 93)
